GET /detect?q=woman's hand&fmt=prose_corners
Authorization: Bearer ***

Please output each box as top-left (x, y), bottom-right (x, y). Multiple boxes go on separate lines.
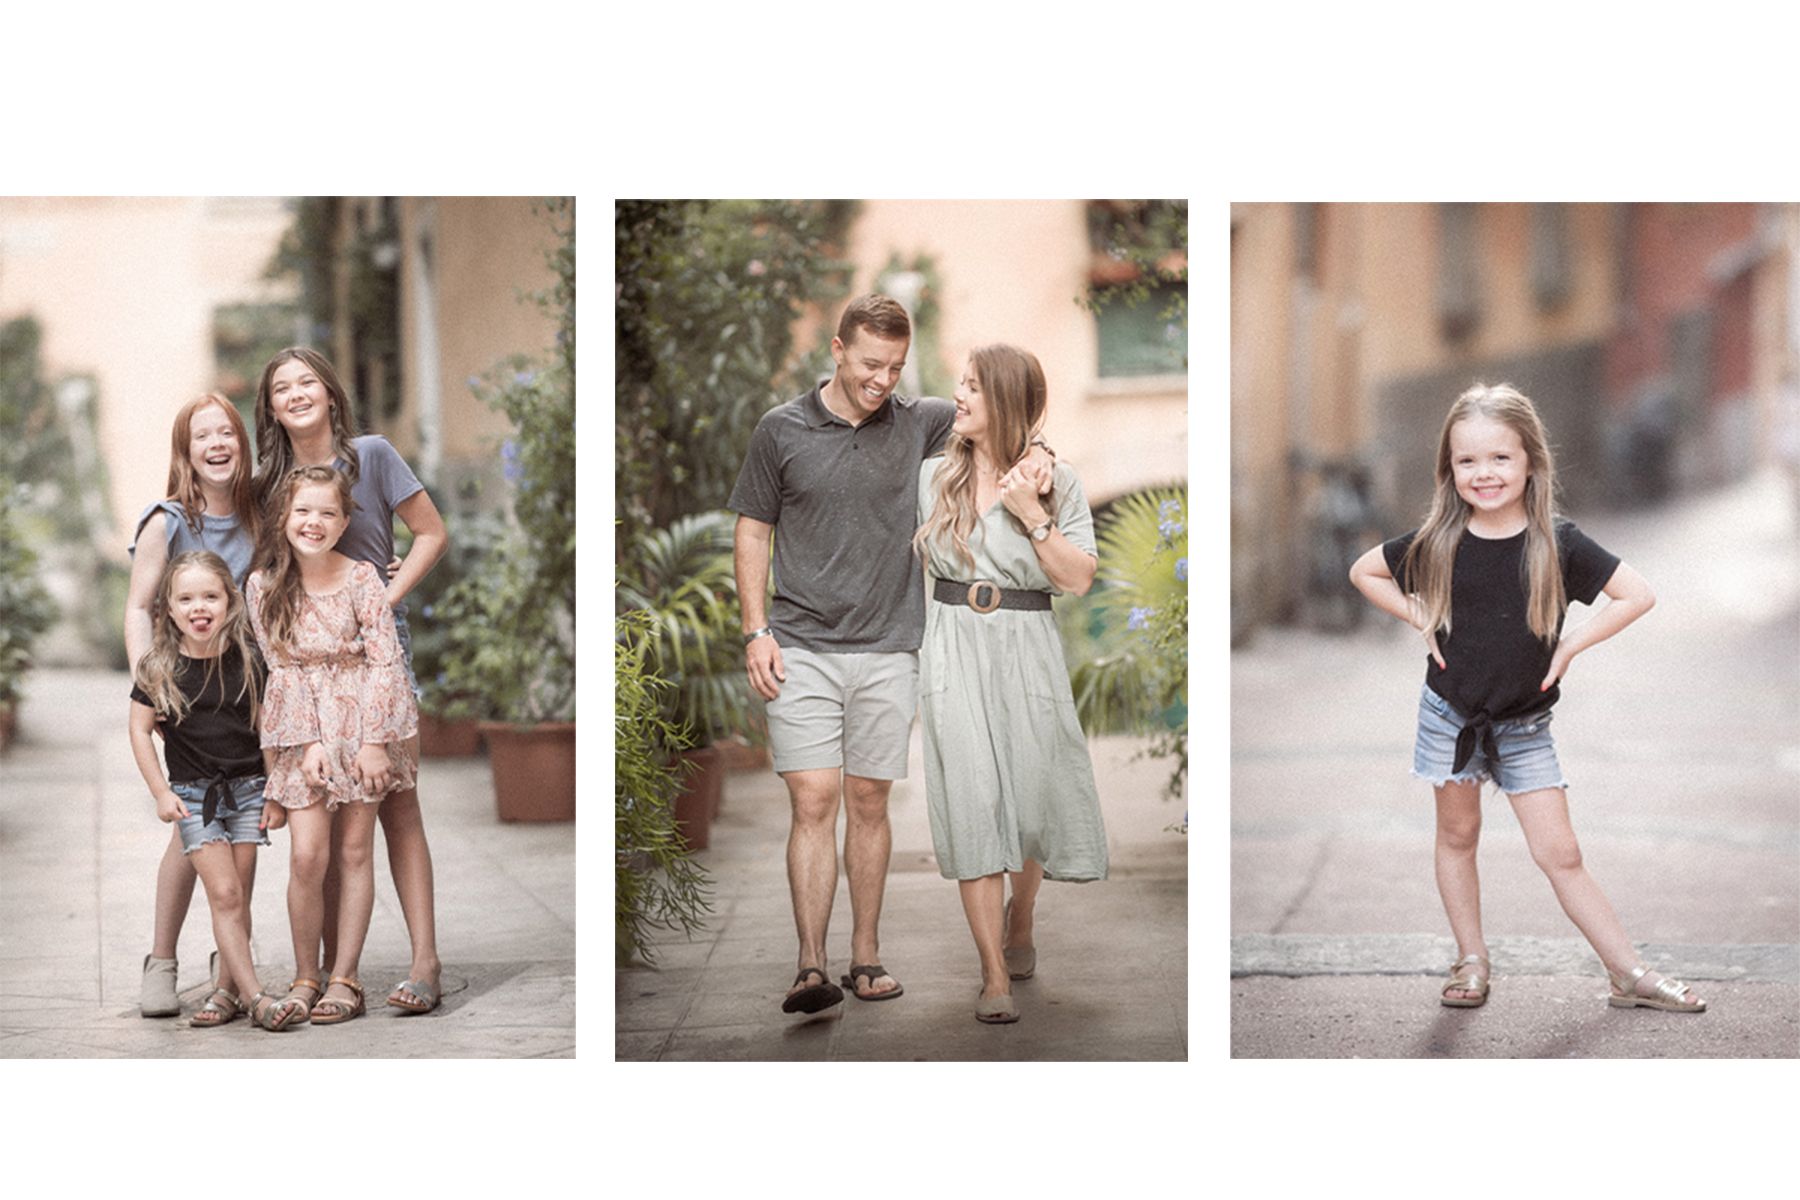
top-left (999, 463), bottom-right (1050, 528)
top-left (354, 744), bottom-right (394, 796)
top-left (301, 742), bottom-right (331, 789)
top-left (155, 789), bottom-right (190, 824)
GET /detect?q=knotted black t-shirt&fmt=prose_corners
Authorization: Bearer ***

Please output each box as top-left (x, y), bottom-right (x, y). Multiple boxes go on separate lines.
top-left (1382, 520), bottom-right (1620, 743)
top-left (129, 645), bottom-right (265, 782)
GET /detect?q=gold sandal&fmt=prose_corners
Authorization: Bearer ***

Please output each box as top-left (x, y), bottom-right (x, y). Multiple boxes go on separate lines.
top-left (310, 976), bottom-right (366, 1025)
top-left (1608, 965), bottom-right (1706, 1013)
top-left (1441, 953), bottom-right (1490, 1008)
top-left (190, 987), bottom-right (244, 1028)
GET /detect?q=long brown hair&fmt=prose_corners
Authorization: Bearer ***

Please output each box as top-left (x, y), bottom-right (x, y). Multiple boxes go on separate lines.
top-left (254, 465), bottom-right (359, 655)
top-left (1400, 382), bottom-right (1565, 643)
top-left (252, 347), bottom-right (361, 521)
top-left (913, 344), bottom-right (1051, 571)
top-left (133, 550), bottom-right (262, 726)
top-left (164, 393), bottom-right (260, 545)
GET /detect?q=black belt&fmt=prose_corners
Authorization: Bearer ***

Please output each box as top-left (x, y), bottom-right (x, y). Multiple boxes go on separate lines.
top-left (932, 578), bottom-right (1052, 614)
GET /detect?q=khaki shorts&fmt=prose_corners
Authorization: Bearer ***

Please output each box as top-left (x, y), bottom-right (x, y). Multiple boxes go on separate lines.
top-left (763, 646), bottom-right (918, 779)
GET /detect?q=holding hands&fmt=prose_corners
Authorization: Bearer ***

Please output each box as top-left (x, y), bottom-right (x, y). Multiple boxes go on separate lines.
top-left (999, 459), bottom-right (1051, 528)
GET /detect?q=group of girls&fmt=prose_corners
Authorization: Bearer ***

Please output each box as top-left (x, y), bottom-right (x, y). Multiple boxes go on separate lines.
top-left (126, 348), bottom-right (448, 1030)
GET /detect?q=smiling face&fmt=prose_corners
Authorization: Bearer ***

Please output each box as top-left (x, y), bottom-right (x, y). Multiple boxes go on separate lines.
top-left (1449, 414), bottom-right (1531, 527)
top-left (268, 356), bottom-right (332, 436)
top-left (186, 401), bottom-right (242, 489)
top-left (167, 563), bottom-right (230, 652)
top-left (284, 482), bottom-right (349, 558)
top-left (828, 327), bottom-right (909, 420)
top-left (951, 359), bottom-right (990, 444)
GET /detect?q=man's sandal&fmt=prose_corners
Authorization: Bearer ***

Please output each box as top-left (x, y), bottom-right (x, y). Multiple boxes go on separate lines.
top-left (190, 988), bottom-right (244, 1028)
top-left (1441, 953), bottom-right (1490, 1008)
top-left (387, 978), bottom-right (440, 1014)
top-left (780, 967), bottom-right (844, 1014)
top-left (1608, 966), bottom-right (1706, 1013)
top-left (841, 963), bottom-right (904, 1002)
top-left (310, 976), bottom-right (366, 1025)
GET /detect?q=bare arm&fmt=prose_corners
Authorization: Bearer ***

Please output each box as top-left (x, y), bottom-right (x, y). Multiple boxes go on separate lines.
top-left (124, 511), bottom-right (169, 672)
top-left (1540, 561), bottom-right (1655, 691)
top-left (1349, 543), bottom-right (1445, 668)
top-left (734, 515), bottom-right (784, 701)
top-left (998, 468), bottom-right (1097, 595)
top-left (386, 489), bottom-right (449, 608)
top-left (128, 701), bottom-right (186, 822)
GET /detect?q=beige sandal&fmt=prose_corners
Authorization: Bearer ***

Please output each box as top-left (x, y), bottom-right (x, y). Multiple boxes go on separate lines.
top-left (1441, 953), bottom-right (1490, 1007)
top-left (1608, 965), bottom-right (1706, 1013)
top-left (310, 976), bottom-right (366, 1025)
top-left (190, 987), bottom-right (244, 1028)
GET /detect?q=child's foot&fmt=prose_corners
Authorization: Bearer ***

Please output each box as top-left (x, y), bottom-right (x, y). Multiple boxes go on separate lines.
top-left (1609, 966), bottom-right (1706, 1012)
top-left (1441, 953), bottom-right (1490, 1006)
top-left (387, 957), bottom-right (441, 1012)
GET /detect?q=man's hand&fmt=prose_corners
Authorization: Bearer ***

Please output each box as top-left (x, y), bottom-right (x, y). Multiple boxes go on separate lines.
top-left (1018, 442), bottom-right (1055, 495)
top-left (746, 634), bottom-right (786, 701)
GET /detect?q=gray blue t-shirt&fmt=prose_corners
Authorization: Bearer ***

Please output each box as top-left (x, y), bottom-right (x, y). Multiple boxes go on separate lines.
top-left (130, 500), bottom-right (255, 588)
top-left (335, 435), bottom-right (425, 587)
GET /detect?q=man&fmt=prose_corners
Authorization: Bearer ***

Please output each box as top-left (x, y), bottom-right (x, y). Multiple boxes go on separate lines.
top-left (728, 293), bottom-right (1051, 1013)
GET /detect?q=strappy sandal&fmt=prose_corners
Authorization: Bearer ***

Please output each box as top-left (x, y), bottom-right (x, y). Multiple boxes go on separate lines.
top-left (387, 978), bottom-right (440, 1015)
top-left (975, 989), bottom-right (1019, 1024)
top-left (1441, 953), bottom-right (1490, 1008)
top-left (840, 963), bottom-right (904, 1002)
top-left (780, 967), bottom-right (844, 1014)
top-left (270, 978), bottom-right (321, 1030)
top-left (249, 992), bottom-right (291, 1032)
top-left (309, 976), bottom-right (366, 1025)
top-left (190, 987), bottom-right (244, 1028)
top-left (1608, 965), bottom-right (1706, 1013)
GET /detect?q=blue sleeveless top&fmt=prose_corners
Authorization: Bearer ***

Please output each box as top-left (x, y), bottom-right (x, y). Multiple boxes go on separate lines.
top-left (129, 500), bottom-right (254, 588)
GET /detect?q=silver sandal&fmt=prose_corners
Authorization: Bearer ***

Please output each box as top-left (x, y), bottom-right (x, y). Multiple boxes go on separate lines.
top-left (1607, 965), bottom-right (1706, 1012)
top-left (1441, 953), bottom-right (1490, 1008)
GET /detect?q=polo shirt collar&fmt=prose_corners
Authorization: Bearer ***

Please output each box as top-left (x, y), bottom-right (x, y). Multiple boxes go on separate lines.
top-left (804, 381), bottom-right (911, 428)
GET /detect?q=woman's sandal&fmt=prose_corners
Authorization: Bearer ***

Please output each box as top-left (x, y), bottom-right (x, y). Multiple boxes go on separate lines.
top-left (269, 978), bottom-right (322, 1030)
top-left (1002, 899), bottom-right (1036, 981)
top-left (1608, 965), bottom-right (1706, 1013)
top-left (387, 978), bottom-right (440, 1015)
top-left (309, 976), bottom-right (366, 1025)
top-left (975, 989), bottom-right (1019, 1024)
top-left (1441, 953), bottom-right (1491, 1008)
top-left (190, 988), bottom-right (244, 1028)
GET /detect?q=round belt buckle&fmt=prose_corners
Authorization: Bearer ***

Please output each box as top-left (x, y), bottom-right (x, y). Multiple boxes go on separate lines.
top-left (967, 580), bottom-right (1002, 614)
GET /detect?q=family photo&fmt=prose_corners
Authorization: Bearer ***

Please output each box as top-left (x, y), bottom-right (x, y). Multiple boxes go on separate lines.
top-left (1229, 202), bottom-right (1800, 1058)
top-left (0, 196), bottom-right (576, 1058)
top-left (615, 199), bottom-right (1189, 1060)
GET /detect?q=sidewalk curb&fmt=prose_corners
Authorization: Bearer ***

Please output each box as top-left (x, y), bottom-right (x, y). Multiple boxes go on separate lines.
top-left (1231, 933), bottom-right (1800, 983)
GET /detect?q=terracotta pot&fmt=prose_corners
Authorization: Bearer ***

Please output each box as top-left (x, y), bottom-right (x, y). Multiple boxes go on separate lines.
top-left (478, 721), bottom-right (575, 822)
top-left (418, 712), bottom-right (483, 757)
top-left (673, 744), bottom-right (724, 850)
top-left (716, 735), bottom-right (770, 774)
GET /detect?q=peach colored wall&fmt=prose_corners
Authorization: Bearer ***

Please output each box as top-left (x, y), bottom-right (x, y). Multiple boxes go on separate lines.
top-left (846, 200), bottom-right (1187, 503)
top-left (0, 196), bottom-right (295, 555)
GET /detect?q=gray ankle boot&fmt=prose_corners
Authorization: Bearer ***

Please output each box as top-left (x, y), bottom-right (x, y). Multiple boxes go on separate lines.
top-left (141, 954), bottom-right (180, 1017)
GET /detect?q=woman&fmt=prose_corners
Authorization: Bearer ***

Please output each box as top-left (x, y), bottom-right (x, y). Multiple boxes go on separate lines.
top-left (912, 344), bottom-right (1108, 1024)
top-left (251, 347), bottom-right (448, 1018)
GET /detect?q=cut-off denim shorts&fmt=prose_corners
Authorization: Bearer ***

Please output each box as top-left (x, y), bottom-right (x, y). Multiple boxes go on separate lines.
top-left (391, 603), bottom-right (423, 701)
top-left (171, 775), bottom-right (270, 854)
top-left (1412, 685), bottom-right (1568, 795)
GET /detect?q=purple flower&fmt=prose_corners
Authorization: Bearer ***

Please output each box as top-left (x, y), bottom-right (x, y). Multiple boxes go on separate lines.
top-left (467, 375), bottom-right (481, 391)
top-left (514, 370), bottom-right (536, 387)
top-left (1128, 606), bottom-right (1153, 631)
top-left (502, 439), bottom-right (523, 484)
top-left (1175, 558), bottom-right (1187, 582)
top-left (421, 603), bottom-right (434, 618)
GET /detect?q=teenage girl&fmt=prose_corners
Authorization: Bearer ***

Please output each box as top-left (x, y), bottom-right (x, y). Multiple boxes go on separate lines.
top-left (128, 551), bottom-right (283, 1030)
top-left (251, 347), bottom-right (447, 1014)
top-left (247, 466), bottom-right (420, 1026)
top-left (1349, 382), bottom-right (1705, 1013)
top-left (124, 394), bottom-right (260, 1018)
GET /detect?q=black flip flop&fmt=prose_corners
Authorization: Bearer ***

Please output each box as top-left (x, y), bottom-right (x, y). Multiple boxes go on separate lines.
top-left (781, 967), bottom-right (844, 1014)
top-left (841, 963), bottom-right (904, 1002)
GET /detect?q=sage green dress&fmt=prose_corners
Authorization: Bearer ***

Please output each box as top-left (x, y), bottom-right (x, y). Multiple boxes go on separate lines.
top-left (916, 457), bottom-right (1109, 882)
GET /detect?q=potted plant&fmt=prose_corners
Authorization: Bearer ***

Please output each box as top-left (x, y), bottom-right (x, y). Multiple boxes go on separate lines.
top-left (0, 483), bottom-right (58, 752)
top-left (615, 511), bottom-right (759, 849)
top-left (398, 502), bottom-right (505, 757)
top-left (432, 200), bottom-right (576, 820)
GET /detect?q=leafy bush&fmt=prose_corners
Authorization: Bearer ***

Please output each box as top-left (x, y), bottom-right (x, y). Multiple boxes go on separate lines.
top-left (0, 482), bottom-right (58, 707)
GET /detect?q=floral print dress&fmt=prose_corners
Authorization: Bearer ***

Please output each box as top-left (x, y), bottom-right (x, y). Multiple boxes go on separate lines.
top-left (246, 559), bottom-right (419, 810)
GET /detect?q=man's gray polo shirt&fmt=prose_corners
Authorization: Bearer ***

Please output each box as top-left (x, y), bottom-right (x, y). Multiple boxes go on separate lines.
top-left (729, 384), bottom-right (954, 653)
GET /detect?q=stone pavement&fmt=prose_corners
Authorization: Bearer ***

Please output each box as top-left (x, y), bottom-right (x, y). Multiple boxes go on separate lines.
top-left (1232, 469), bottom-right (1800, 1058)
top-left (616, 732), bottom-right (1189, 1061)
top-left (0, 669), bottom-right (575, 1058)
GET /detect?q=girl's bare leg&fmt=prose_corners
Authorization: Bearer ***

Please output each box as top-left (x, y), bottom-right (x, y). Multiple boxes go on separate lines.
top-left (1507, 787), bottom-right (1703, 1003)
top-left (957, 873), bottom-right (1010, 1000)
top-left (322, 802), bottom-right (380, 1008)
top-left (188, 843), bottom-right (259, 1003)
top-left (1004, 860), bottom-right (1045, 951)
top-left (151, 829), bottom-right (197, 959)
top-left (1434, 779), bottom-right (1488, 1000)
top-left (377, 747), bottom-right (441, 1003)
top-left (286, 805), bottom-right (332, 985)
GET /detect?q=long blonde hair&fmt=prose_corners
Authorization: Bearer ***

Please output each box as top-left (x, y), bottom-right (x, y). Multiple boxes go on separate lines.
top-left (165, 393), bottom-right (260, 546)
top-left (255, 465), bottom-right (359, 655)
top-left (133, 551), bottom-right (262, 726)
top-left (913, 344), bottom-right (1052, 571)
top-left (1401, 382), bottom-right (1565, 643)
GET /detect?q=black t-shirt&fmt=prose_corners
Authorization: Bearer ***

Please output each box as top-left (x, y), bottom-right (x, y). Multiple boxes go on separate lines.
top-left (129, 646), bottom-right (265, 781)
top-left (1382, 519), bottom-right (1620, 721)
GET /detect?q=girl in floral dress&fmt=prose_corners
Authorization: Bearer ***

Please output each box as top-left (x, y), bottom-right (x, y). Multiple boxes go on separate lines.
top-left (246, 465), bottom-right (419, 1026)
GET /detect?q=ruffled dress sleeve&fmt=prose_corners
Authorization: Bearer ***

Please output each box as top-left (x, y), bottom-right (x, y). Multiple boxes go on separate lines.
top-left (246, 571), bottom-right (321, 748)
top-left (350, 561), bottom-right (419, 745)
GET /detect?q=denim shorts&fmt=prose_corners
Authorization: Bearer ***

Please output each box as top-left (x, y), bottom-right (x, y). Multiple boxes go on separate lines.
top-left (763, 646), bottom-right (918, 779)
top-left (391, 604), bottom-right (423, 701)
top-left (1411, 686), bottom-right (1568, 794)
top-left (171, 775), bottom-right (270, 854)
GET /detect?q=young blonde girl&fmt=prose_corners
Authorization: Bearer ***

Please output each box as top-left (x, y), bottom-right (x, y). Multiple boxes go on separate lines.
top-left (125, 393), bottom-right (261, 1017)
top-left (128, 551), bottom-right (284, 1030)
top-left (1349, 382), bottom-right (1705, 1013)
top-left (247, 465), bottom-right (419, 1026)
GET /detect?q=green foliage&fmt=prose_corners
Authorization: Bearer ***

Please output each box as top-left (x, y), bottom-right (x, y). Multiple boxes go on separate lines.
top-left (212, 300), bottom-right (305, 406)
top-left (615, 609), bottom-right (712, 966)
top-left (433, 199), bottom-right (576, 724)
top-left (395, 502), bottom-right (507, 720)
top-left (616, 511), bottom-right (758, 747)
top-left (1061, 486), bottom-right (1188, 807)
top-left (265, 197), bottom-right (340, 343)
top-left (1082, 200), bottom-right (1189, 372)
top-left (0, 482), bottom-right (58, 706)
top-left (876, 252), bottom-right (952, 399)
top-left (614, 199), bottom-right (857, 552)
